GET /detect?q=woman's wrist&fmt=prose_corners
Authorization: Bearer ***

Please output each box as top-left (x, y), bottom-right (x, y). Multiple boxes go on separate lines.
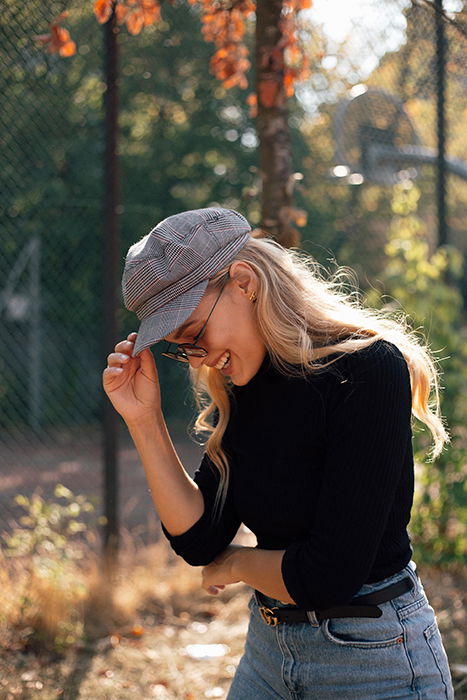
top-left (231, 546), bottom-right (254, 581)
top-left (230, 547), bottom-right (294, 603)
top-left (125, 410), bottom-right (164, 434)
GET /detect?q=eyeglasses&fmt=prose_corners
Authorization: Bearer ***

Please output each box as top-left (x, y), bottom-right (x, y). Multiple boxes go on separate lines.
top-left (161, 285), bottom-right (225, 363)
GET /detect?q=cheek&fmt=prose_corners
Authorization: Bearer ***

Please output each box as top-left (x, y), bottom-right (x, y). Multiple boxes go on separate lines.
top-left (212, 301), bottom-right (261, 353)
top-left (232, 326), bottom-right (265, 363)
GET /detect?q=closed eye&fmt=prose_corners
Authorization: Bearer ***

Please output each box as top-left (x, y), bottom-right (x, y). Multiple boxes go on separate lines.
top-left (177, 327), bottom-right (202, 345)
top-left (171, 319), bottom-right (200, 343)
top-left (189, 328), bottom-right (204, 344)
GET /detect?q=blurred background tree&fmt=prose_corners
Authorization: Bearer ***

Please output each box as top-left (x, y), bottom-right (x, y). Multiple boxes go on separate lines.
top-left (365, 181), bottom-right (466, 564)
top-left (38, 0), bottom-right (314, 244)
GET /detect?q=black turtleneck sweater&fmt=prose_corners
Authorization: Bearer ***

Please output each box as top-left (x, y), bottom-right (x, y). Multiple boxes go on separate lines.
top-left (162, 339), bottom-right (415, 609)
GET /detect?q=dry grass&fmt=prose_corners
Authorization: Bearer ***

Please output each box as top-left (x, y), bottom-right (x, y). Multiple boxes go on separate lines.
top-left (0, 534), bottom-right (244, 650)
top-left (0, 535), bottom-right (465, 699)
top-left (0, 534), bottom-right (252, 698)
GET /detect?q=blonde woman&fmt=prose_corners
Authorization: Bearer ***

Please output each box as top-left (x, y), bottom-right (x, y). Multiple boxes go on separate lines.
top-left (103, 208), bottom-right (454, 699)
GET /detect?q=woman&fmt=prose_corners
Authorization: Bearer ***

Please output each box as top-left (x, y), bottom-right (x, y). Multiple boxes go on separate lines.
top-left (103, 207), bottom-right (454, 699)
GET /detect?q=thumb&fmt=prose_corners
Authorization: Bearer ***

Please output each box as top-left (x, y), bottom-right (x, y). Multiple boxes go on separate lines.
top-left (138, 348), bottom-right (158, 380)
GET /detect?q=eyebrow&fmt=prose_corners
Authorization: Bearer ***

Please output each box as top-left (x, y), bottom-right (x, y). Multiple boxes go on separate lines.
top-left (173, 319), bottom-right (199, 341)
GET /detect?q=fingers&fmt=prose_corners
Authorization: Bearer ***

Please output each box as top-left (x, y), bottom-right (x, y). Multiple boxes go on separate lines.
top-left (103, 333), bottom-right (138, 379)
top-left (106, 352), bottom-right (130, 367)
top-left (201, 565), bottom-right (226, 595)
top-left (102, 366), bottom-right (124, 383)
top-left (138, 347), bottom-right (158, 381)
top-left (114, 338), bottom-right (136, 355)
top-left (206, 585), bottom-right (225, 595)
top-left (108, 333), bottom-right (138, 364)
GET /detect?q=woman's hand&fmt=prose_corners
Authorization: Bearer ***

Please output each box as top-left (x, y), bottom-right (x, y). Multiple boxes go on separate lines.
top-left (201, 545), bottom-right (247, 595)
top-left (102, 332), bottom-right (162, 425)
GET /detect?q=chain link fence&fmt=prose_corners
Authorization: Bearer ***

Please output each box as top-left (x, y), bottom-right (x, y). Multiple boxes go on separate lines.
top-left (1, 1), bottom-right (102, 531)
top-left (296, 0), bottom-right (466, 291)
top-left (1, 0), bottom-right (465, 536)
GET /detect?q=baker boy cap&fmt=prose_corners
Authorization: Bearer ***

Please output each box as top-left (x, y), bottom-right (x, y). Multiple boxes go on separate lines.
top-left (122, 207), bottom-right (252, 356)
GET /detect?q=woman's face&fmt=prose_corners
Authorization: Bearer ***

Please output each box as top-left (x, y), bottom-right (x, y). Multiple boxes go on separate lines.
top-left (164, 263), bottom-right (266, 386)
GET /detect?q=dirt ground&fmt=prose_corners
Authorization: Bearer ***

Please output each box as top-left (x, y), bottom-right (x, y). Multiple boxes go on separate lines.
top-left (0, 561), bottom-right (465, 700)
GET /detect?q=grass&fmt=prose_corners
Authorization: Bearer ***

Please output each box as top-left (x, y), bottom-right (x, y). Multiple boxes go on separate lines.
top-left (0, 532), bottom-right (465, 699)
top-left (0, 534), bottom-right (252, 698)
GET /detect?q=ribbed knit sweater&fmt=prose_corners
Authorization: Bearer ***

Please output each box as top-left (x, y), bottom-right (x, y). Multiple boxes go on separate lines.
top-left (162, 339), bottom-right (415, 609)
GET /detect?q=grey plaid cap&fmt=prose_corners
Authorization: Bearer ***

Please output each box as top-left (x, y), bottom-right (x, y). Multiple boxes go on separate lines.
top-left (122, 207), bottom-right (252, 356)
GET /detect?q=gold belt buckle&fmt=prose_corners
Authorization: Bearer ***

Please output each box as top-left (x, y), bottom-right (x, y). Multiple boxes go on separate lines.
top-left (259, 606), bottom-right (280, 626)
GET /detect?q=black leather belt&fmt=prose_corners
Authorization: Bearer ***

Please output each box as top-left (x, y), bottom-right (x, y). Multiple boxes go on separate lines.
top-left (256, 576), bottom-right (414, 627)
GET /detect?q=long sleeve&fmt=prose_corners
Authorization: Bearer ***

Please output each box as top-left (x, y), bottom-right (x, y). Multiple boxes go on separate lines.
top-left (281, 342), bottom-right (414, 609)
top-left (161, 450), bottom-right (242, 566)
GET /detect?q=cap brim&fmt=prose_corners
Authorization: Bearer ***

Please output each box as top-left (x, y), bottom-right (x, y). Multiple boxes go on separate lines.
top-left (132, 279), bottom-right (209, 356)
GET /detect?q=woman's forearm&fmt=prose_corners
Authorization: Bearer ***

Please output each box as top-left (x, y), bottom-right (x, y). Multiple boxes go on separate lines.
top-left (233, 548), bottom-right (296, 604)
top-left (126, 413), bottom-right (204, 536)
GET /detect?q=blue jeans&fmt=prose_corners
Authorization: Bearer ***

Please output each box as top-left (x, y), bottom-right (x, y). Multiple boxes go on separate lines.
top-left (227, 561), bottom-right (454, 699)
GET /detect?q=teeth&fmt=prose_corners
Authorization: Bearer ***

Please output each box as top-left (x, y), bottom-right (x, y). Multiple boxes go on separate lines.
top-left (214, 351), bottom-right (230, 370)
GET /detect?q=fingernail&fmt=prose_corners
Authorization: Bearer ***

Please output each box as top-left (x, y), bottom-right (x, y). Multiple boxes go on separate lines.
top-left (120, 354), bottom-right (129, 361)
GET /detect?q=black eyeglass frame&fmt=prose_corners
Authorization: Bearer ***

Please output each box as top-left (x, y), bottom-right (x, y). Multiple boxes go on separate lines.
top-left (161, 284), bottom-right (225, 363)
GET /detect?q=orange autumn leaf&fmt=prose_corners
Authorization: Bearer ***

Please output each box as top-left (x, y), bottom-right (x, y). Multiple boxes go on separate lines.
top-left (142, 6), bottom-right (161, 26)
top-left (126, 9), bottom-right (144, 34)
top-left (290, 207), bottom-right (308, 227)
top-left (284, 71), bottom-right (294, 94)
top-left (141, 0), bottom-right (161, 26)
top-left (122, 1), bottom-right (161, 34)
top-left (259, 79), bottom-right (280, 108)
top-left (115, 3), bottom-right (128, 22)
top-left (37, 0), bottom-right (309, 111)
top-left (50, 25), bottom-right (76, 56)
top-left (198, 0), bottom-right (254, 92)
top-left (94, 0), bottom-right (114, 24)
top-left (33, 12), bottom-right (76, 57)
top-left (247, 92), bottom-right (257, 117)
top-left (57, 34), bottom-right (77, 57)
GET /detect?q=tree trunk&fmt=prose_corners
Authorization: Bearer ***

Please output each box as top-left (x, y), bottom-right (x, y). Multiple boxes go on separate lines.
top-left (255, 0), bottom-right (298, 247)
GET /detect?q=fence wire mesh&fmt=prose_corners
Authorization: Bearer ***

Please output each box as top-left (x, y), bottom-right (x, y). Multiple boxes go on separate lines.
top-left (0, 0), bottom-right (465, 536)
top-left (298, 0), bottom-right (466, 284)
top-left (1, 0), bottom-right (109, 531)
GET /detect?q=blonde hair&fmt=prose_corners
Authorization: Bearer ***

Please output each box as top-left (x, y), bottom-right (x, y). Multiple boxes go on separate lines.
top-left (190, 237), bottom-right (450, 517)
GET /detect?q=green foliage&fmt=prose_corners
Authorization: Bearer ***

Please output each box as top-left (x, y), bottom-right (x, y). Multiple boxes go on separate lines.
top-left (2, 485), bottom-right (104, 651)
top-left (3, 484), bottom-right (101, 563)
top-left (365, 181), bottom-right (467, 565)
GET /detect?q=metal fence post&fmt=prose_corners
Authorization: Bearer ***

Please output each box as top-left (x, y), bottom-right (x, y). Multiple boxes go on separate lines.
top-left (435, 0), bottom-right (448, 249)
top-left (102, 3), bottom-right (121, 571)
top-left (29, 236), bottom-right (42, 432)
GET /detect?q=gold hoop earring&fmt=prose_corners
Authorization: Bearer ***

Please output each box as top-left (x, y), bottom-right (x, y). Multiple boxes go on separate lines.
top-left (249, 291), bottom-right (257, 303)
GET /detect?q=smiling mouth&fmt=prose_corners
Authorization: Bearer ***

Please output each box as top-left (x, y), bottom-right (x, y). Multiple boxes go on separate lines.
top-left (214, 351), bottom-right (231, 370)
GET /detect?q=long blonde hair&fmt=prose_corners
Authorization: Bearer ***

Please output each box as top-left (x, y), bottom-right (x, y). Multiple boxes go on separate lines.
top-left (190, 237), bottom-right (450, 517)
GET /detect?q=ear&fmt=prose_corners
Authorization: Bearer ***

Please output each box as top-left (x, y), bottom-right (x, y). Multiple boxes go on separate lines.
top-left (228, 261), bottom-right (257, 297)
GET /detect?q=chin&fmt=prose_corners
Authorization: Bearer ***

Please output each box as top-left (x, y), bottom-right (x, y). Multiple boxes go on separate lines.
top-left (230, 364), bottom-right (260, 387)
top-left (228, 350), bottom-right (266, 386)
